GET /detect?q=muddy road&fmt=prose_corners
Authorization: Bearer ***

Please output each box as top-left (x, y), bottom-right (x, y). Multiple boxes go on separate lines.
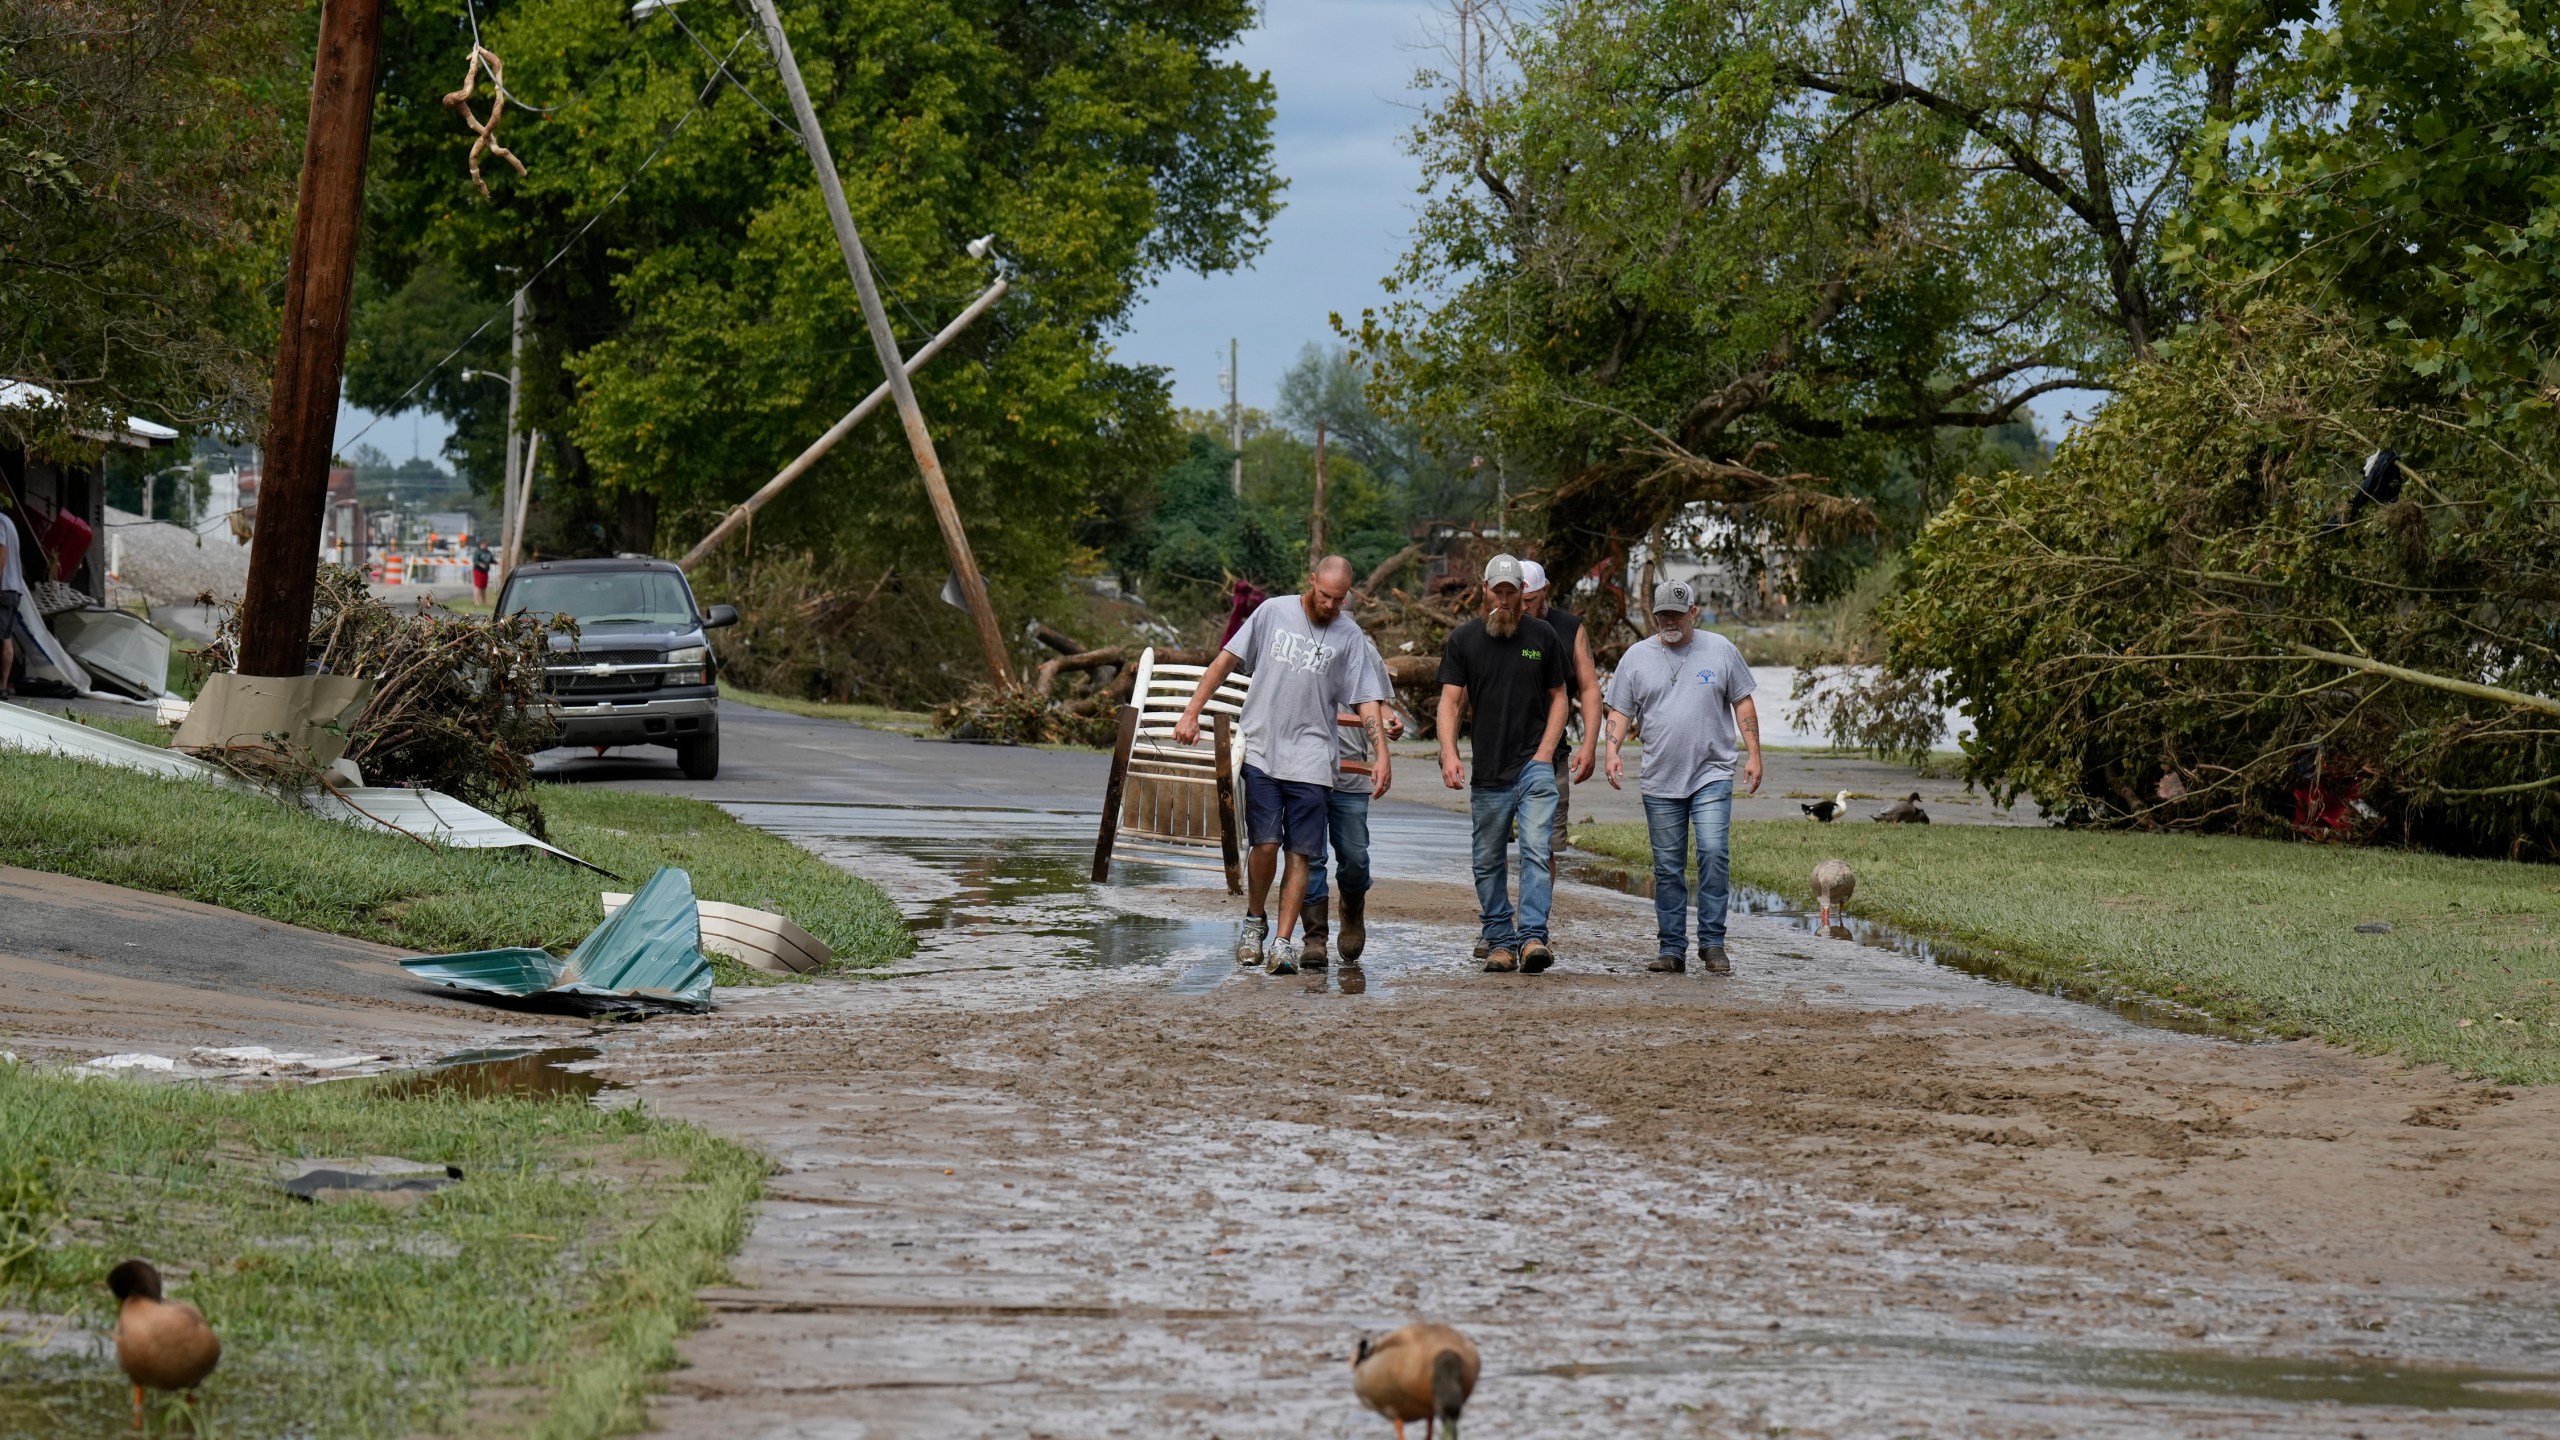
top-left (592, 791), bottom-right (2560, 1438)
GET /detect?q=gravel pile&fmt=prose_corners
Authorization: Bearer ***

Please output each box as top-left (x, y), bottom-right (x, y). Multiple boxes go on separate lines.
top-left (103, 506), bottom-right (251, 607)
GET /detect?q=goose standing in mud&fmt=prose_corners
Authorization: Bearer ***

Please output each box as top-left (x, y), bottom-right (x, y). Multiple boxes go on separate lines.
top-left (1873, 792), bottom-right (1930, 824)
top-left (1354, 1322), bottom-right (1480, 1438)
top-left (1812, 858), bottom-right (1857, 927)
top-left (109, 1259), bottom-right (220, 1426)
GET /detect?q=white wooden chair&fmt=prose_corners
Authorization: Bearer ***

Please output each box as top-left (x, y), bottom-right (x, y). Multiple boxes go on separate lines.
top-left (1091, 646), bottom-right (1248, 892)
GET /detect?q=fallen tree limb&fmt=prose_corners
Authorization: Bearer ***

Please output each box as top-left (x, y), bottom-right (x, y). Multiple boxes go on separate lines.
top-left (1354, 543), bottom-right (1424, 603)
top-left (1033, 646), bottom-right (1128, 699)
top-left (2287, 644), bottom-right (2560, 718)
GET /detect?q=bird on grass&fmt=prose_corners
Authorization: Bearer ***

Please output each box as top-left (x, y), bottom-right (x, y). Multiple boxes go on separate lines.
top-left (1801, 789), bottom-right (1850, 823)
top-left (1354, 1323), bottom-right (1479, 1439)
top-left (1812, 858), bottom-right (1857, 928)
top-left (1873, 792), bottom-right (1929, 824)
top-left (109, 1259), bottom-right (220, 1428)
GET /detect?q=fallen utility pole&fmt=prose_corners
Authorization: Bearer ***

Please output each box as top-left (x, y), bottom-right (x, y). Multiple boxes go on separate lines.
top-left (506, 430), bottom-right (541, 574)
top-left (742, 0), bottom-right (1013, 689)
top-left (236, 0), bottom-right (384, 677)
top-left (678, 276), bottom-right (1008, 572)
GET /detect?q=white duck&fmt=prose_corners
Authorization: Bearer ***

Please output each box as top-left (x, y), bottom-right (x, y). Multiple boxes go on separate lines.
top-left (1811, 858), bottom-right (1857, 928)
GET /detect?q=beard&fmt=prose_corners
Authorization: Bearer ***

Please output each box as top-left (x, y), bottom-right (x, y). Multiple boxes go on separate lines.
top-left (1485, 608), bottom-right (1520, 638)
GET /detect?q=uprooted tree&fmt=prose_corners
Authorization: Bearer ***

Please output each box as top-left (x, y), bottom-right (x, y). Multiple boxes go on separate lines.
top-left (1869, 302), bottom-right (2560, 859)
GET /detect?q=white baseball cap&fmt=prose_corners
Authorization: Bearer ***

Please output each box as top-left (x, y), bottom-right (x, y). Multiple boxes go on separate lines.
top-left (1518, 559), bottom-right (1549, 594)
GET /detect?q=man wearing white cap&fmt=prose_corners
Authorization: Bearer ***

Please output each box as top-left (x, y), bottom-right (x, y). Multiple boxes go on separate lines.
top-left (1437, 553), bottom-right (1569, 973)
top-left (1603, 578), bottom-right (1762, 975)
top-left (1519, 558), bottom-right (1600, 852)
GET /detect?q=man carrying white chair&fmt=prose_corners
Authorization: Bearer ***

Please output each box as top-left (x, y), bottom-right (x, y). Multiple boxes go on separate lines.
top-left (1173, 556), bottom-right (1393, 975)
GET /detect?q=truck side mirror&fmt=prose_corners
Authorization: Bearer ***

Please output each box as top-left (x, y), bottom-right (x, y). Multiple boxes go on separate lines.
top-left (703, 603), bottom-right (740, 629)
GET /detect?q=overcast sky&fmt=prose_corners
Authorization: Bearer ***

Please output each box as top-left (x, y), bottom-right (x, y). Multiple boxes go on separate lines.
top-left (340, 1), bottom-right (2083, 462)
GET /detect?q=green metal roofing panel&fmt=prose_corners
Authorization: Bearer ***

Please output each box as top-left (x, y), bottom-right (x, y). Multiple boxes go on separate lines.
top-left (400, 866), bottom-right (714, 1009)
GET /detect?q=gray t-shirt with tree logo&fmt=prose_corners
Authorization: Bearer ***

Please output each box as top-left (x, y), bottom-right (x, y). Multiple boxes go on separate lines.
top-left (1604, 630), bottom-right (1756, 797)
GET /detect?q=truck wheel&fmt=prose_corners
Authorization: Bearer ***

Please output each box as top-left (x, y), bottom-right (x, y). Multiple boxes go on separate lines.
top-left (677, 732), bottom-right (720, 780)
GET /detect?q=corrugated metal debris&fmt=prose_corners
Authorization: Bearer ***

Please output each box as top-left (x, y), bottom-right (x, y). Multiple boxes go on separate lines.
top-left (399, 865), bottom-right (715, 1009)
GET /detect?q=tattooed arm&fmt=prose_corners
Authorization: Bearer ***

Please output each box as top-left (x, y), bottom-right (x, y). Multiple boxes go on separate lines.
top-left (1735, 694), bottom-right (1763, 795)
top-left (1361, 700), bottom-right (1394, 799)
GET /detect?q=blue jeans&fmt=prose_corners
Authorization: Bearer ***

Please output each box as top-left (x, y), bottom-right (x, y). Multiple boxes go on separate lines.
top-left (1302, 791), bottom-right (1370, 903)
top-left (1644, 781), bottom-right (1734, 954)
top-left (1469, 761), bottom-right (1558, 949)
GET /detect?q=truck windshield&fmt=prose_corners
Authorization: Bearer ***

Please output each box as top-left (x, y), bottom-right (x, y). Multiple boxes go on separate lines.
top-left (501, 570), bottom-right (697, 626)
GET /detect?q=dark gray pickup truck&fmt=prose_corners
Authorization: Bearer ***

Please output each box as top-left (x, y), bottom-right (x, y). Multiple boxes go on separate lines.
top-left (496, 556), bottom-right (738, 779)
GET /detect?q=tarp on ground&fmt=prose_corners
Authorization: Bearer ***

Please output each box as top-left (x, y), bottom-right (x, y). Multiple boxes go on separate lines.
top-left (0, 700), bottom-right (598, 869)
top-left (400, 865), bottom-right (714, 1009)
top-left (45, 607), bottom-right (172, 700)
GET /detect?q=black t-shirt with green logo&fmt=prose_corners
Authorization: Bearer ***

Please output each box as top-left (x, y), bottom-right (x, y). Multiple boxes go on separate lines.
top-left (1439, 615), bottom-right (1567, 790)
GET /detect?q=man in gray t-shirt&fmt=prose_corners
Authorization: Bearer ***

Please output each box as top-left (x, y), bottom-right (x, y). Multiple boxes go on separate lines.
top-left (1604, 579), bottom-right (1762, 975)
top-left (1301, 635), bottom-right (1399, 969)
top-left (1174, 557), bottom-right (1392, 976)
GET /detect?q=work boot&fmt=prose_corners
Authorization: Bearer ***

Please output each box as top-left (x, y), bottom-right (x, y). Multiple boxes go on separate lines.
top-left (1519, 938), bottom-right (1554, 974)
top-left (1647, 953), bottom-right (1687, 974)
top-left (1338, 890), bottom-right (1368, 964)
top-left (1236, 913), bottom-right (1268, 967)
top-left (1483, 947), bottom-right (1518, 973)
top-left (1267, 934), bottom-right (1303, 976)
top-left (1473, 936), bottom-right (1491, 959)
top-left (1701, 943), bottom-right (1733, 977)
top-left (1301, 899), bottom-right (1330, 970)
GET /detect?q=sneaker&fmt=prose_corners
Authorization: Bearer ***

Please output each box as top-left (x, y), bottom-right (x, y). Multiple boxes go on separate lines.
top-left (1483, 947), bottom-right (1518, 973)
top-left (1236, 914), bottom-right (1268, 966)
top-left (1701, 944), bottom-right (1733, 976)
top-left (1519, 939), bottom-right (1554, 974)
top-left (1266, 935), bottom-right (1302, 976)
top-left (1646, 953), bottom-right (1687, 973)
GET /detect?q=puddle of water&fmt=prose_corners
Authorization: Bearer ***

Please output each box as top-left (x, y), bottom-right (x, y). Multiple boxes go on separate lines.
top-left (1536, 1331), bottom-right (2560, 1411)
top-left (1567, 859), bottom-right (2250, 1038)
top-left (376, 1046), bottom-right (617, 1102)
top-left (0, 1370), bottom-right (317, 1440)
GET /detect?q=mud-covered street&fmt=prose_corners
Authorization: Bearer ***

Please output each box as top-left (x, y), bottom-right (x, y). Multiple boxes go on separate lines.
top-left (599, 785), bottom-right (2560, 1438)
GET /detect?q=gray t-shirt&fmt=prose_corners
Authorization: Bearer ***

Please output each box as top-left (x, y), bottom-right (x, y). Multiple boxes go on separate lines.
top-left (1331, 637), bottom-right (1393, 794)
top-left (1603, 630), bottom-right (1756, 798)
top-left (1223, 595), bottom-right (1387, 787)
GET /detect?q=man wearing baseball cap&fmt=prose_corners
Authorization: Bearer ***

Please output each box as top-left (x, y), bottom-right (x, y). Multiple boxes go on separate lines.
top-left (1603, 578), bottom-right (1763, 974)
top-left (1519, 558), bottom-right (1601, 855)
top-left (1437, 553), bottom-right (1570, 973)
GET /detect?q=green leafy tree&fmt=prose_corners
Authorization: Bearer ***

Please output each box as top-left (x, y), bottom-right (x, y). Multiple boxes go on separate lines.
top-left (0, 0), bottom-right (304, 449)
top-left (347, 0), bottom-right (1279, 589)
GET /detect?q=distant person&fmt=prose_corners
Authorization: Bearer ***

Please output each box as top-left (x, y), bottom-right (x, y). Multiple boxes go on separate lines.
top-left (1301, 632), bottom-right (1401, 970)
top-left (1519, 558), bottom-right (1601, 856)
top-left (1437, 554), bottom-right (1568, 974)
top-left (1603, 579), bottom-right (1763, 976)
top-left (471, 540), bottom-right (497, 605)
top-left (1174, 556), bottom-right (1392, 975)
top-left (0, 499), bottom-right (23, 699)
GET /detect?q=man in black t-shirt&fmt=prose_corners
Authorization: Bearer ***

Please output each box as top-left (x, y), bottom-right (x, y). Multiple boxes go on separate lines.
top-left (1437, 553), bottom-right (1569, 973)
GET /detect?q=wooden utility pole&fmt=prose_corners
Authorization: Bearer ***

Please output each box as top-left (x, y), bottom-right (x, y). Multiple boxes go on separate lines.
top-left (498, 284), bottom-right (525, 584)
top-left (1227, 336), bottom-right (1242, 497)
top-left (743, 0), bottom-right (1012, 688)
top-left (236, 0), bottom-right (384, 677)
top-left (1310, 419), bottom-right (1328, 557)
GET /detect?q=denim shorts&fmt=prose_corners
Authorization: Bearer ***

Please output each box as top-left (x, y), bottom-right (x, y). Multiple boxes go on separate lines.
top-left (1241, 763), bottom-right (1331, 859)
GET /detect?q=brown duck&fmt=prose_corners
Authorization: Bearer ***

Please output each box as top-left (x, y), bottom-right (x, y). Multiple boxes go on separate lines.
top-left (109, 1259), bottom-right (220, 1426)
top-left (1353, 1322), bottom-right (1479, 1439)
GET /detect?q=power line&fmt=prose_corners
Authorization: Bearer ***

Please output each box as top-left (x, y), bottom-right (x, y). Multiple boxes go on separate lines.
top-left (339, 30), bottom-right (754, 453)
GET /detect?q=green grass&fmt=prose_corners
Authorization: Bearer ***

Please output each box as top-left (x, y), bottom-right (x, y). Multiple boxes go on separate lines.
top-left (0, 1061), bottom-right (765, 1438)
top-left (0, 750), bottom-right (912, 978)
top-left (1574, 819), bottom-right (2560, 1084)
top-left (718, 683), bottom-right (934, 734)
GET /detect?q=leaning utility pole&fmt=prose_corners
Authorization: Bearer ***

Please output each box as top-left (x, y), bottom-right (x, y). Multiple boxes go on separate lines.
top-left (742, 0), bottom-right (1012, 688)
top-left (498, 284), bottom-right (525, 580)
top-left (1227, 336), bottom-right (1243, 497)
top-left (235, 0), bottom-right (383, 677)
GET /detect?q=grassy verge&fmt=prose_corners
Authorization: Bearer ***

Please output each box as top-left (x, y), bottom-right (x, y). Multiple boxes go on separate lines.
top-left (0, 748), bottom-right (912, 979)
top-left (0, 1061), bottom-right (764, 1438)
top-left (718, 683), bottom-right (934, 735)
top-left (1573, 819), bottom-right (2560, 1084)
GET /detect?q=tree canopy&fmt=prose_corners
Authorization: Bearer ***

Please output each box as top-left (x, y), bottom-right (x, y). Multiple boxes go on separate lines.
top-left (347, 0), bottom-right (1280, 582)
